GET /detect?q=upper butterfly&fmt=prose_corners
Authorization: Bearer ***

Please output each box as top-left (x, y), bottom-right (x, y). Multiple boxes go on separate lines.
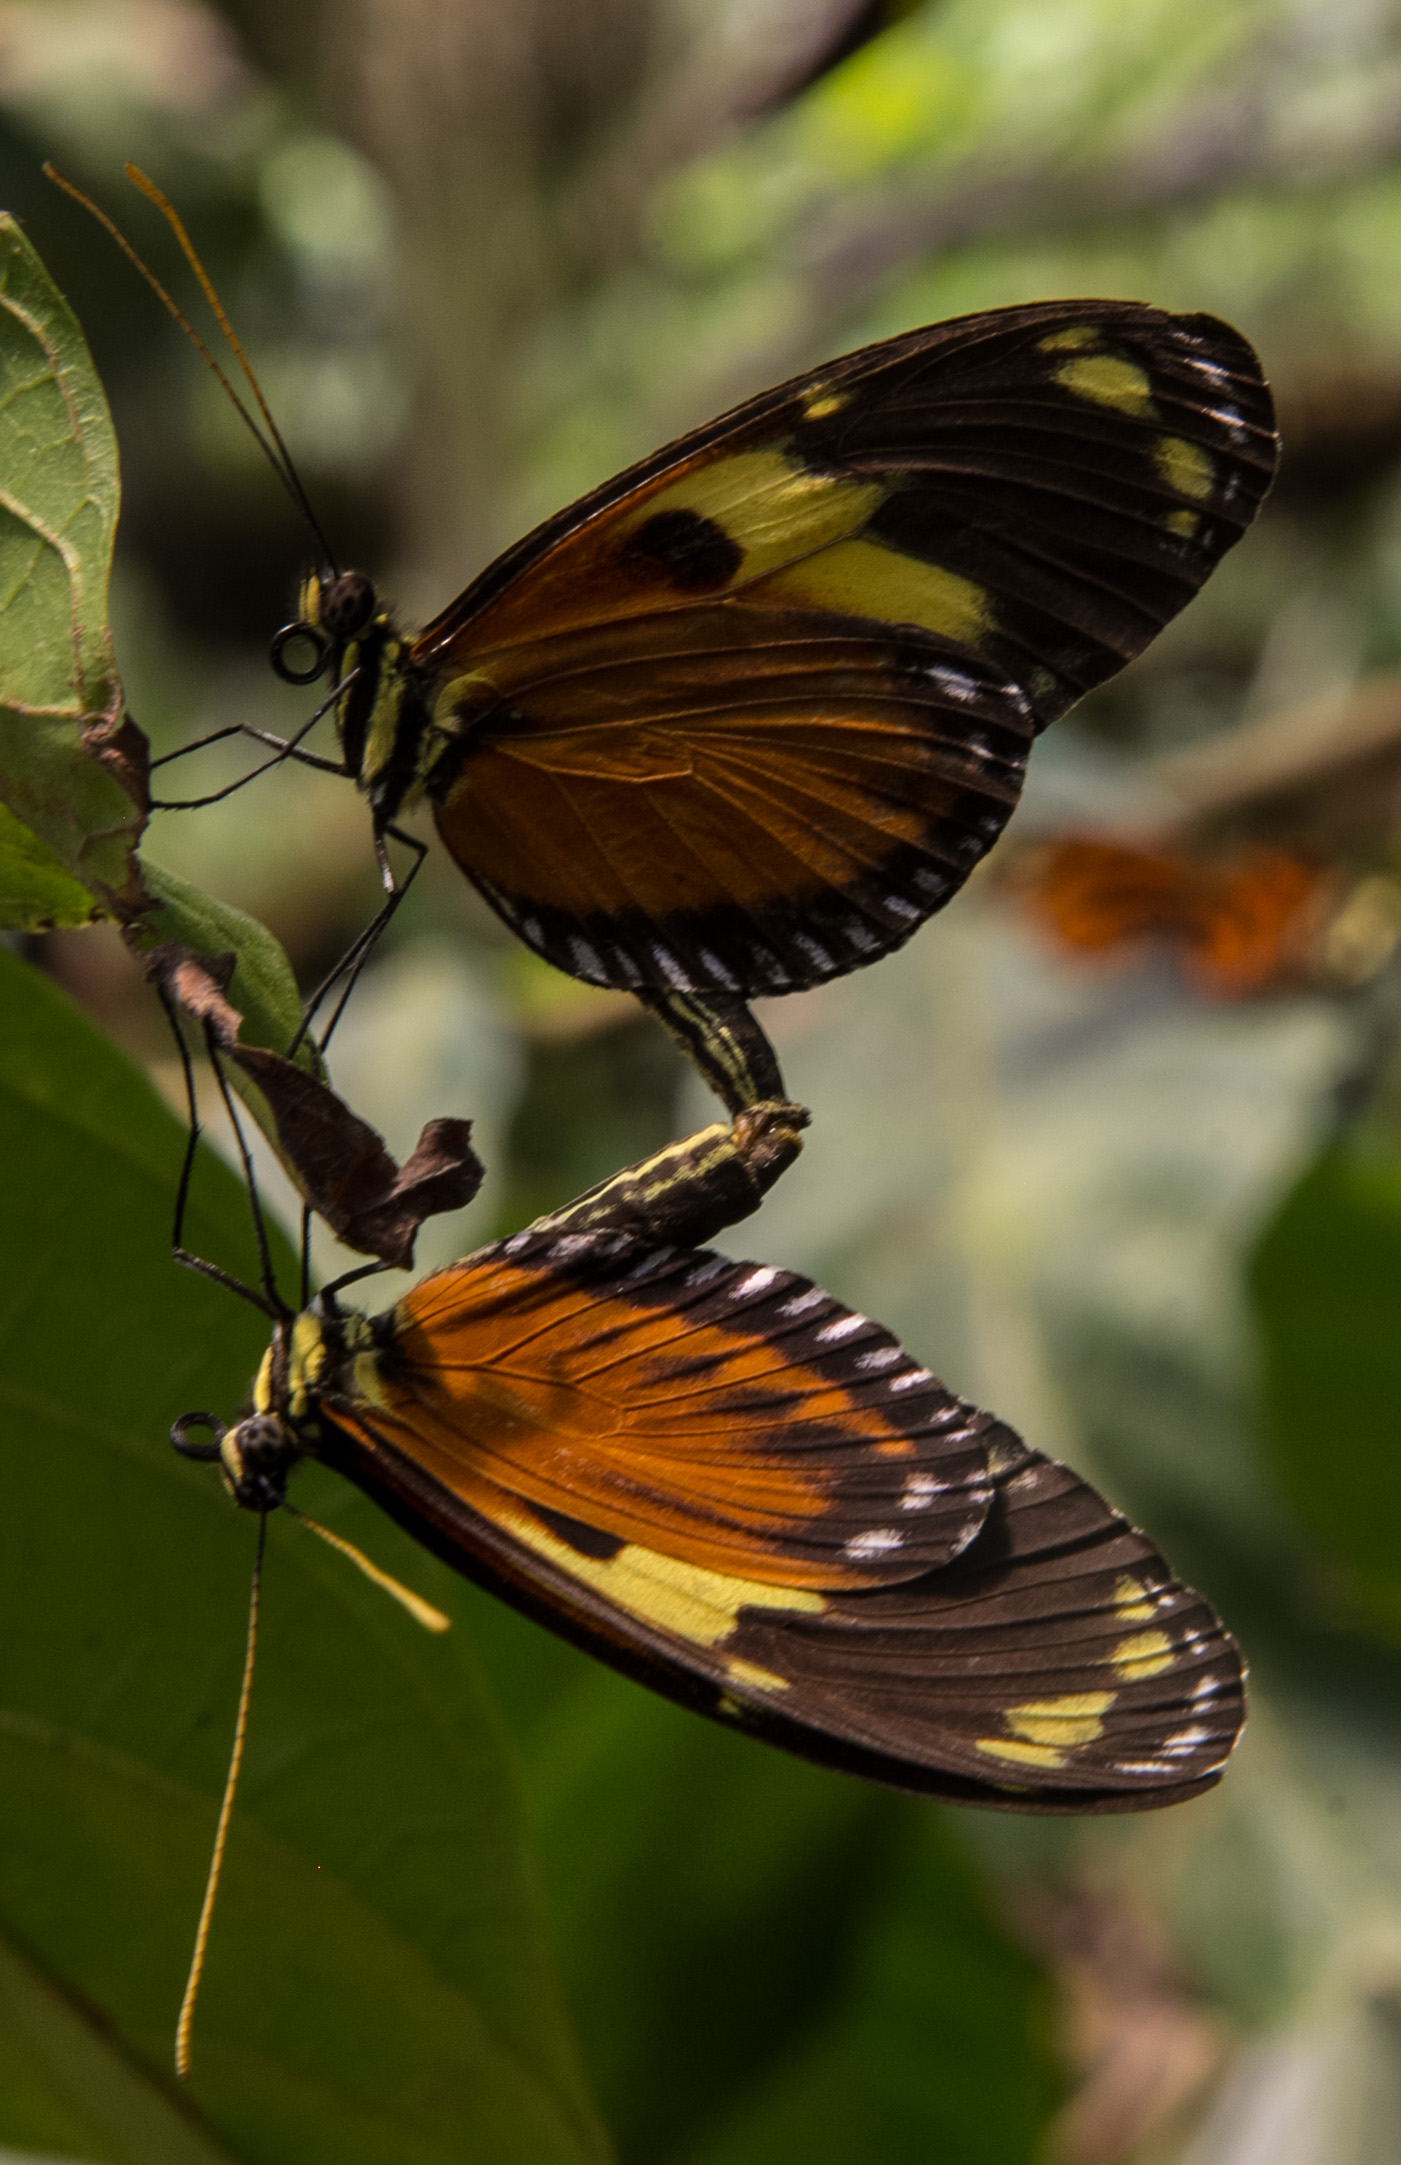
top-left (279, 300), bottom-right (1277, 997)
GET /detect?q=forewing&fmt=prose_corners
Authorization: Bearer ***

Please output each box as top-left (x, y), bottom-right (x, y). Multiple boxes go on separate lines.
top-left (354, 1229), bottom-right (994, 1591)
top-left (316, 1251), bottom-right (1243, 1810)
top-left (414, 301), bottom-right (1277, 994)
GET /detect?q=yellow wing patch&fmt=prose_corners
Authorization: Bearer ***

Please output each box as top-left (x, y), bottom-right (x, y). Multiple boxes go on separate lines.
top-left (755, 537), bottom-right (995, 644)
top-left (622, 448), bottom-right (886, 586)
top-left (1036, 326), bottom-right (1101, 353)
top-left (800, 384), bottom-right (851, 421)
top-left (975, 1688), bottom-right (1116, 1770)
top-left (1155, 434), bottom-right (1215, 500)
top-left (1052, 352), bottom-right (1155, 419)
top-left (1112, 1630), bottom-right (1174, 1681)
top-left (504, 1506), bottom-right (826, 1648)
top-left (726, 1657), bottom-right (791, 1694)
top-left (975, 1737), bottom-right (1069, 1771)
top-left (1112, 1573), bottom-right (1158, 1622)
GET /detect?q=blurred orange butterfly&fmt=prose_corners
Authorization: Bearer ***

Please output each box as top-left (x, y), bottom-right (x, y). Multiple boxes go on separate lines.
top-left (1007, 835), bottom-right (1329, 996)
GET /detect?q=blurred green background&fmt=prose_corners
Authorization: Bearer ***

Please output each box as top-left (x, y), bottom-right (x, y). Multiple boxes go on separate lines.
top-left (7, 0), bottom-right (1401, 2158)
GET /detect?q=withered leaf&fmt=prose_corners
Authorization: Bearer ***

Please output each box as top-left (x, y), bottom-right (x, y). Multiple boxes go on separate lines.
top-left (148, 943), bottom-right (483, 1269)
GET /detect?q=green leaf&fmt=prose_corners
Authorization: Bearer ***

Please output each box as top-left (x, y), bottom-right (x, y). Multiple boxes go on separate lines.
top-left (0, 950), bottom-right (609, 2165)
top-left (134, 857), bottom-right (310, 1064)
top-left (0, 215), bottom-right (143, 915)
top-left (673, 1814), bottom-right (1058, 2165)
top-left (1248, 1139), bottom-right (1401, 1638)
top-left (0, 799), bottom-right (103, 929)
top-left (0, 1936), bottom-right (233, 2165)
top-left (457, 1595), bottom-right (1059, 2165)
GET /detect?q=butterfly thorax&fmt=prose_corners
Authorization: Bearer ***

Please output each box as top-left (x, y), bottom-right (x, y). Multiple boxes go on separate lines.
top-left (297, 568), bottom-right (482, 829)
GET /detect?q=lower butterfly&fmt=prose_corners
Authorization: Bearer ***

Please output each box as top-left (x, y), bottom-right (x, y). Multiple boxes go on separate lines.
top-left (179, 1209), bottom-right (1243, 1814)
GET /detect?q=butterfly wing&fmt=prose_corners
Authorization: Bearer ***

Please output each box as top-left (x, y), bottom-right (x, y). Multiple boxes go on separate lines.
top-left (312, 1229), bottom-right (1243, 1808)
top-left (407, 301), bottom-right (1277, 995)
top-left (1011, 837), bottom-right (1324, 995)
top-left (331, 1231), bottom-right (994, 1590)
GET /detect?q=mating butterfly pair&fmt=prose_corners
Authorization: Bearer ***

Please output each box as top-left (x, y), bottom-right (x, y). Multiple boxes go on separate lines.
top-left (176, 295), bottom-right (1273, 1819)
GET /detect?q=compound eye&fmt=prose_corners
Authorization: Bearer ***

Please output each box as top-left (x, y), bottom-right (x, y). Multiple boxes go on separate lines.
top-left (234, 1414), bottom-right (287, 1468)
top-left (270, 621), bottom-right (331, 684)
top-left (319, 569), bottom-right (376, 638)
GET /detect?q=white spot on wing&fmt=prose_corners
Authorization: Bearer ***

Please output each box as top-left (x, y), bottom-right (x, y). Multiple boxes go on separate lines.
top-left (926, 664), bottom-right (979, 702)
top-left (697, 949), bottom-right (738, 989)
top-left (900, 1472), bottom-right (948, 1511)
top-left (732, 1267), bottom-right (779, 1298)
top-left (1206, 402), bottom-right (1248, 443)
top-left (857, 1346), bottom-right (901, 1371)
top-left (845, 1528), bottom-right (905, 1559)
top-left (779, 1287), bottom-right (825, 1317)
top-left (1162, 1726), bottom-right (1210, 1755)
top-left (651, 944), bottom-right (688, 989)
top-left (889, 1367), bottom-right (934, 1392)
top-left (817, 1312), bottom-right (868, 1343)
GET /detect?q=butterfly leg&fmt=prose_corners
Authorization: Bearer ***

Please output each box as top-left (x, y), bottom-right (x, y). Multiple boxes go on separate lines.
top-left (154, 979), bottom-right (287, 1318)
top-left (150, 673), bottom-right (356, 809)
top-left (290, 821), bottom-right (428, 1058)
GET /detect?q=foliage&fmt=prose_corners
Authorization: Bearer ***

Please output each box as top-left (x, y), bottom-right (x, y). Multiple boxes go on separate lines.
top-left (0, 950), bottom-right (609, 2165)
top-left (7, 0), bottom-right (1401, 2160)
top-left (1250, 1125), bottom-right (1401, 1641)
top-left (0, 212), bottom-right (139, 916)
top-left (0, 201), bottom-right (1059, 2164)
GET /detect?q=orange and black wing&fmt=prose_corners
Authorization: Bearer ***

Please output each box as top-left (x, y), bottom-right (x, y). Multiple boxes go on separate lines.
top-left (311, 1228), bottom-right (1244, 1809)
top-left (1009, 836), bottom-right (1324, 995)
top-left (410, 301), bottom-right (1277, 996)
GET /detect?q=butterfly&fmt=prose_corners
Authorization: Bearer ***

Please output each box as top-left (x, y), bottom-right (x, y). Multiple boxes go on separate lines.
top-left (1005, 835), bottom-right (1329, 997)
top-left (278, 300), bottom-right (1277, 1002)
top-left (178, 1200), bottom-right (1244, 1815)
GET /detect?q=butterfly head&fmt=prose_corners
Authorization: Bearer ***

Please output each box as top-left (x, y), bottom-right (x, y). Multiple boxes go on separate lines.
top-left (170, 1304), bottom-right (338, 1511)
top-left (269, 569), bottom-right (423, 816)
top-left (171, 1408), bottom-right (297, 1512)
top-left (269, 570), bottom-right (378, 685)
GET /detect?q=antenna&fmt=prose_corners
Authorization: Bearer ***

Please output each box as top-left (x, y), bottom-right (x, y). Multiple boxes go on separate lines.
top-left (175, 1511), bottom-right (266, 2080)
top-left (171, 1490), bottom-right (448, 2076)
top-left (44, 161), bottom-right (339, 572)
